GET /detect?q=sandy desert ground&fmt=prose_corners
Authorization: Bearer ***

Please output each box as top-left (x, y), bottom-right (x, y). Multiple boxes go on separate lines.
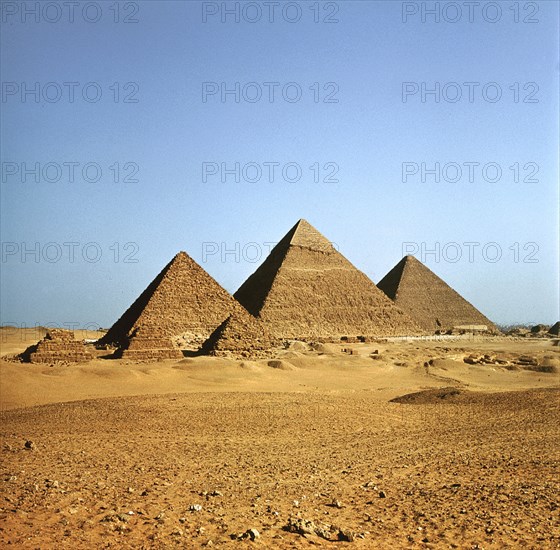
top-left (1, 328), bottom-right (559, 548)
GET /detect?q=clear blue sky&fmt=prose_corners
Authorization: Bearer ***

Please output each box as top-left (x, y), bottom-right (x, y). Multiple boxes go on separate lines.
top-left (1, 0), bottom-right (558, 328)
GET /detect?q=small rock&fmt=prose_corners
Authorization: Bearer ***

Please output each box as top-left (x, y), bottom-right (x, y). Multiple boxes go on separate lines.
top-left (247, 528), bottom-right (260, 540)
top-left (329, 499), bottom-right (343, 508)
top-left (24, 441), bottom-right (35, 450)
top-left (338, 529), bottom-right (356, 542)
top-left (379, 491), bottom-right (386, 498)
top-left (189, 504), bottom-right (202, 512)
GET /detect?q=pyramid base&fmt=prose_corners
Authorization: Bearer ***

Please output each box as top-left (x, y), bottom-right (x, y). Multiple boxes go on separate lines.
top-left (29, 351), bottom-right (94, 363)
top-left (119, 348), bottom-right (183, 361)
top-left (208, 349), bottom-right (273, 360)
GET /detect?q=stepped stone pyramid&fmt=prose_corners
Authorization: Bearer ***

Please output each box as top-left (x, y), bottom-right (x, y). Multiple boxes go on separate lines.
top-left (377, 255), bottom-right (498, 333)
top-left (234, 219), bottom-right (420, 339)
top-left (98, 251), bottom-right (247, 356)
top-left (25, 329), bottom-right (93, 363)
top-left (115, 326), bottom-right (183, 361)
top-left (200, 311), bottom-right (275, 358)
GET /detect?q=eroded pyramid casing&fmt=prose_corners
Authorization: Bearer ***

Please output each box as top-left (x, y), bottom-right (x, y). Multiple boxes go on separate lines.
top-left (234, 220), bottom-right (420, 339)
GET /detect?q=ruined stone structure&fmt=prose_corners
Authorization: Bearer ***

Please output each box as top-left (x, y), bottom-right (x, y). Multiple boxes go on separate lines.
top-left (27, 329), bottom-right (93, 363)
top-left (98, 251), bottom-right (247, 357)
top-left (377, 255), bottom-right (498, 333)
top-left (200, 312), bottom-right (275, 359)
top-left (115, 326), bottom-right (183, 360)
top-left (234, 219), bottom-right (420, 339)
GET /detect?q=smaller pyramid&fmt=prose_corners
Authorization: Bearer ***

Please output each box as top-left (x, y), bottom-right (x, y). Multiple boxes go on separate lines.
top-left (98, 251), bottom-right (247, 353)
top-left (24, 329), bottom-right (93, 363)
top-left (377, 255), bottom-right (498, 333)
top-left (548, 321), bottom-right (560, 336)
top-left (200, 312), bottom-right (274, 359)
top-left (115, 325), bottom-right (183, 361)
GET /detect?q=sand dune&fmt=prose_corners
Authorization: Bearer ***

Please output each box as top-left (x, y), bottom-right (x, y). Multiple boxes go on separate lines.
top-left (1, 330), bottom-right (558, 547)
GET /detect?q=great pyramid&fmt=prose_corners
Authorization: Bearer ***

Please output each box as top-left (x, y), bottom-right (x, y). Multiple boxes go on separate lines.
top-left (377, 255), bottom-right (498, 333)
top-left (233, 219), bottom-right (420, 339)
top-left (98, 251), bottom-right (247, 355)
top-left (200, 311), bottom-right (275, 358)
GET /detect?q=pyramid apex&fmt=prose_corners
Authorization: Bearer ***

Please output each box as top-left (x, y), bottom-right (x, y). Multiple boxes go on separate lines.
top-left (401, 255), bottom-right (423, 268)
top-left (288, 219), bottom-right (332, 250)
top-left (170, 251), bottom-right (191, 263)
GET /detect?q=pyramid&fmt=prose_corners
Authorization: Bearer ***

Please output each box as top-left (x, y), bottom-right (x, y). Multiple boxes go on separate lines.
top-left (377, 255), bottom-right (498, 333)
top-left (24, 329), bottom-right (93, 363)
top-left (115, 325), bottom-right (183, 361)
top-left (548, 322), bottom-right (560, 336)
top-left (98, 251), bottom-right (247, 354)
top-left (200, 311), bottom-right (274, 358)
top-left (233, 219), bottom-right (420, 339)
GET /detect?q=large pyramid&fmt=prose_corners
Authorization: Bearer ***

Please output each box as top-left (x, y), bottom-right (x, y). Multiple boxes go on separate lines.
top-left (98, 251), bottom-right (247, 353)
top-left (200, 311), bottom-right (275, 358)
top-left (377, 255), bottom-right (498, 333)
top-left (233, 219), bottom-right (420, 339)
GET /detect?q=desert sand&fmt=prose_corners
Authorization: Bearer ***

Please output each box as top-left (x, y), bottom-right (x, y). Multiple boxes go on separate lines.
top-left (1, 328), bottom-right (559, 548)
